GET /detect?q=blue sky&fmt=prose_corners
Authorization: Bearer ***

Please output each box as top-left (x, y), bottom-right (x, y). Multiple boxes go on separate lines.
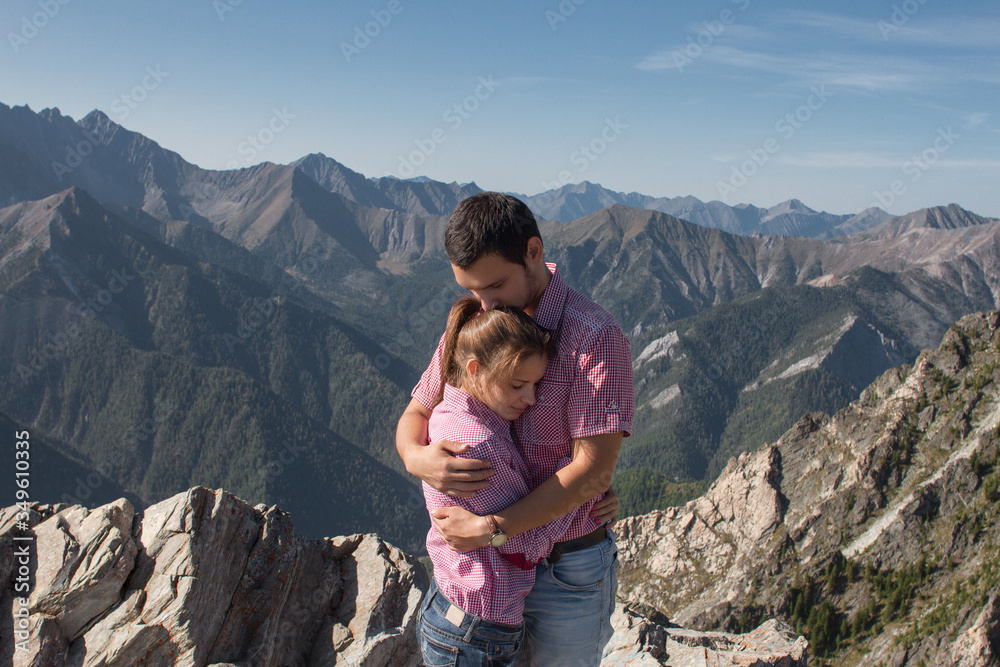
top-left (2, 0), bottom-right (998, 217)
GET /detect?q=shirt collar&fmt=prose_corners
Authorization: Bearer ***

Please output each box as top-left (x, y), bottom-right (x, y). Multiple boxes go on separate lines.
top-left (532, 263), bottom-right (567, 331)
top-left (441, 383), bottom-right (511, 433)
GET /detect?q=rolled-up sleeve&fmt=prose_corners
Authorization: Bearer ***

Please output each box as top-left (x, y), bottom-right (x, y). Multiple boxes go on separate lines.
top-left (568, 325), bottom-right (634, 439)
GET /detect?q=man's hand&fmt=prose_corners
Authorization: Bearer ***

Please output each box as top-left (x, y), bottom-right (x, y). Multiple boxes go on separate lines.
top-left (591, 485), bottom-right (619, 527)
top-left (396, 398), bottom-right (495, 497)
top-left (412, 440), bottom-right (495, 497)
top-left (431, 505), bottom-right (492, 552)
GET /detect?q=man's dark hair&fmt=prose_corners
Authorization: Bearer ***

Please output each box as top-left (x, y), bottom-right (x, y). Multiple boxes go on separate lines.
top-left (445, 192), bottom-right (541, 269)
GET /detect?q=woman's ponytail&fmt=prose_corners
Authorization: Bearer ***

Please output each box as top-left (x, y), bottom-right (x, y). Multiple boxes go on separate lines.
top-left (434, 296), bottom-right (482, 407)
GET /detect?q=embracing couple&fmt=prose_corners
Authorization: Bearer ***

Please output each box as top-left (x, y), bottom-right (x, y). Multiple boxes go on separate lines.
top-left (395, 192), bottom-right (634, 666)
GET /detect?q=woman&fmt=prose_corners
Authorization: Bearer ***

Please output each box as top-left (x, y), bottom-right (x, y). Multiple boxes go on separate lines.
top-left (418, 297), bottom-right (607, 666)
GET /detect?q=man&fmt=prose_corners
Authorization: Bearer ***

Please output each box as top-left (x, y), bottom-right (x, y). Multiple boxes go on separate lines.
top-left (396, 192), bottom-right (634, 665)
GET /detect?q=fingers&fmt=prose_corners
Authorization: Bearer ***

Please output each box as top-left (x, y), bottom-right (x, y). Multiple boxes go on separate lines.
top-left (592, 508), bottom-right (616, 524)
top-left (446, 478), bottom-right (493, 497)
top-left (444, 465), bottom-right (495, 482)
top-left (424, 478), bottom-right (492, 497)
top-left (591, 495), bottom-right (612, 511)
top-left (437, 439), bottom-right (470, 454)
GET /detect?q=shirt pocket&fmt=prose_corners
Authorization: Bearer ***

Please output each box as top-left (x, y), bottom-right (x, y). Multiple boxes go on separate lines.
top-left (523, 378), bottom-right (572, 449)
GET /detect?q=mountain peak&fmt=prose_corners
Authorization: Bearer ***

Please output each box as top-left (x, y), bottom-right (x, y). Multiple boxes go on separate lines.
top-left (862, 203), bottom-right (998, 240)
top-left (763, 198), bottom-right (818, 220)
top-left (82, 108), bottom-right (112, 124)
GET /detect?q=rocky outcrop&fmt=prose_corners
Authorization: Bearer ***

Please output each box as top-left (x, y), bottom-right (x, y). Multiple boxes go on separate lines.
top-left (950, 594), bottom-right (1000, 667)
top-left (616, 312), bottom-right (1000, 666)
top-left (603, 605), bottom-right (807, 666)
top-left (0, 486), bottom-right (810, 667)
top-left (1, 487), bottom-right (427, 666)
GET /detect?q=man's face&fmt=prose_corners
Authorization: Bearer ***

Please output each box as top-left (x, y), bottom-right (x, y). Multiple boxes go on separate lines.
top-left (451, 253), bottom-right (535, 312)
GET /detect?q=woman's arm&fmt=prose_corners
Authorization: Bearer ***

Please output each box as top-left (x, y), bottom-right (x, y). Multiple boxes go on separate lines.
top-left (431, 431), bottom-right (622, 552)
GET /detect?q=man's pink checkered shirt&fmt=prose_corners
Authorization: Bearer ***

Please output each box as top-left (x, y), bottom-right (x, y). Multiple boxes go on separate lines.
top-left (414, 263), bottom-right (635, 625)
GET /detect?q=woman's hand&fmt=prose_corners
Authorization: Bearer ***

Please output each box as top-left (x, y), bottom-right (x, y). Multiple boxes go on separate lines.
top-left (431, 505), bottom-right (492, 552)
top-left (591, 485), bottom-right (619, 527)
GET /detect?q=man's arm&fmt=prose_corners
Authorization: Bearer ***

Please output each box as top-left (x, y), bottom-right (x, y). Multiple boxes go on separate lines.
top-left (395, 398), bottom-right (495, 497)
top-left (430, 431), bottom-right (622, 551)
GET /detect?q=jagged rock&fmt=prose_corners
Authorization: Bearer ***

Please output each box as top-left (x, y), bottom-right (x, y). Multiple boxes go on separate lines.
top-left (3, 486), bottom-right (812, 667)
top-left (950, 594), bottom-right (1000, 667)
top-left (616, 312), bottom-right (1000, 665)
top-left (602, 604), bottom-right (808, 666)
top-left (615, 445), bottom-right (785, 625)
top-left (2, 487), bottom-right (428, 666)
top-left (12, 614), bottom-right (67, 667)
top-left (31, 499), bottom-right (136, 640)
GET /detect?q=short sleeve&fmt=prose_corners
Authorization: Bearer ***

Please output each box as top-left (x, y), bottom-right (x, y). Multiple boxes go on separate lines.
top-left (496, 456), bottom-right (601, 564)
top-left (568, 325), bottom-right (634, 439)
top-left (412, 332), bottom-right (446, 410)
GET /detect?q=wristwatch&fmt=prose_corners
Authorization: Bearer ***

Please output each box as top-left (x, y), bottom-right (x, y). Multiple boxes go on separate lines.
top-left (486, 514), bottom-right (508, 548)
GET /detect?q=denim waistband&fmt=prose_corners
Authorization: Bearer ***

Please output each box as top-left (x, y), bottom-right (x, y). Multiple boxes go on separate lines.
top-left (425, 580), bottom-right (523, 636)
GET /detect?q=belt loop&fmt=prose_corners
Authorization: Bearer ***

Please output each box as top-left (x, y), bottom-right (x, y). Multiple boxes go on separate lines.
top-left (463, 615), bottom-right (480, 642)
top-left (422, 580), bottom-right (437, 614)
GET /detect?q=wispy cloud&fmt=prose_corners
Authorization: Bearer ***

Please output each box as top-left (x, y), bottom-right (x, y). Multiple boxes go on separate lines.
top-left (886, 17), bottom-right (1000, 49)
top-left (635, 11), bottom-right (1000, 92)
top-left (503, 76), bottom-right (555, 86)
top-left (776, 152), bottom-right (1000, 169)
top-left (963, 112), bottom-right (989, 128)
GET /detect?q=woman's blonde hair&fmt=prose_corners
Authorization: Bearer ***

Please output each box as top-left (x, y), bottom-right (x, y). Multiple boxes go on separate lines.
top-left (434, 296), bottom-right (554, 407)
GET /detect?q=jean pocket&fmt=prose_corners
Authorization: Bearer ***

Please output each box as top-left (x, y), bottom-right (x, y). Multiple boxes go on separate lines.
top-left (547, 557), bottom-right (605, 592)
top-left (419, 627), bottom-right (460, 667)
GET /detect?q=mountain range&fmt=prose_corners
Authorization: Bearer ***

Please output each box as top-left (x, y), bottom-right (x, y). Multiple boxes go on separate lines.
top-left (518, 180), bottom-right (894, 238)
top-left (2, 100), bottom-right (1000, 539)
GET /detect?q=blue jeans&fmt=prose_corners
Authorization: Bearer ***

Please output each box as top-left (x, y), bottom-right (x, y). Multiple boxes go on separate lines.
top-left (418, 579), bottom-right (525, 666)
top-left (517, 530), bottom-right (619, 666)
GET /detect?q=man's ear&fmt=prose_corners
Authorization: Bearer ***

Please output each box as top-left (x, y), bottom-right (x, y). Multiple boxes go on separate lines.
top-left (525, 236), bottom-right (544, 265)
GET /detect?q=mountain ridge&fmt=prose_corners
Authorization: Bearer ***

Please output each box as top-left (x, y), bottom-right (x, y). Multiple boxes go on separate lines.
top-left (0, 102), bottom-right (928, 243)
top-left (616, 310), bottom-right (1000, 665)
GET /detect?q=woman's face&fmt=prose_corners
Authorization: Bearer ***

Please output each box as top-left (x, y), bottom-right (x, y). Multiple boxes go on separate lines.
top-left (475, 353), bottom-right (547, 421)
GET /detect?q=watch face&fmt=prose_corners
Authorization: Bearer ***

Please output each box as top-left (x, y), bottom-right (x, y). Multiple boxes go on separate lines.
top-left (490, 532), bottom-right (508, 547)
